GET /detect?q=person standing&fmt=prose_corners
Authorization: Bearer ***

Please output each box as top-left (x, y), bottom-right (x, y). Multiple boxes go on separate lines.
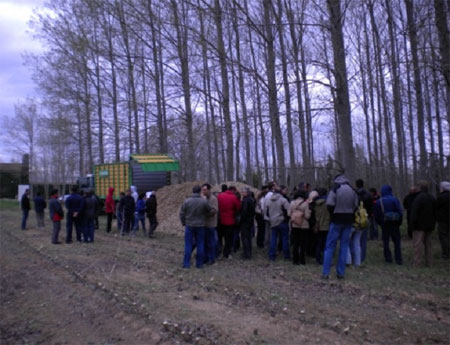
top-left (262, 182), bottom-right (276, 247)
top-left (411, 181), bottom-right (436, 267)
top-left (83, 191), bottom-right (98, 243)
top-left (134, 193), bottom-right (147, 236)
top-left (65, 186), bottom-right (83, 243)
top-left (255, 186), bottom-right (269, 248)
top-left (314, 188), bottom-right (330, 265)
top-left (33, 192), bottom-right (46, 229)
top-left (201, 184), bottom-right (218, 264)
top-left (289, 189), bottom-right (311, 265)
top-left (217, 186), bottom-right (241, 259)
top-left (436, 181), bottom-right (450, 260)
top-left (355, 179), bottom-right (372, 262)
top-left (322, 175), bottom-right (358, 280)
top-left (105, 187), bottom-right (115, 233)
top-left (374, 185), bottom-right (403, 265)
top-left (403, 186), bottom-right (419, 239)
top-left (266, 186), bottom-right (291, 261)
top-left (20, 189), bottom-right (31, 230)
top-left (240, 187), bottom-right (256, 260)
top-left (145, 193), bottom-right (158, 238)
top-left (49, 189), bottom-right (64, 244)
top-left (116, 192), bottom-right (125, 232)
top-left (180, 185), bottom-right (212, 268)
top-left (368, 188), bottom-right (380, 240)
top-left (119, 189), bottom-right (135, 236)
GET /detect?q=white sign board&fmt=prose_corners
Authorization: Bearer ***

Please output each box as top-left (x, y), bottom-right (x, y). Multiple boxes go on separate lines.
top-left (18, 184), bottom-right (30, 201)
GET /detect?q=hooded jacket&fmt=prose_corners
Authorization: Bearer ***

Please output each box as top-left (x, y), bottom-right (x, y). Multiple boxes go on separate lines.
top-left (217, 190), bottom-right (241, 226)
top-left (289, 196), bottom-right (311, 229)
top-left (145, 195), bottom-right (157, 218)
top-left (21, 193), bottom-right (30, 211)
top-left (105, 187), bottom-right (115, 214)
top-left (179, 193), bottom-right (212, 227)
top-left (130, 186), bottom-right (138, 203)
top-left (374, 185), bottom-right (403, 227)
top-left (326, 175), bottom-right (358, 224)
top-left (265, 192), bottom-right (290, 228)
top-left (315, 196), bottom-right (330, 231)
top-left (240, 195), bottom-right (256, 225)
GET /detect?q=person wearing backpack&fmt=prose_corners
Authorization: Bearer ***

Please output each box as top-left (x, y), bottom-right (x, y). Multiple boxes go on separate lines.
top-left (322, 175), bottom-right (359, 280)
top-left (374, 185), bottom-right (403, 265)
top-left (355, 179), bottom-right (372, 262)
top-left (314, 188), bottom-right (330, 265)
top-left (289, 189), bottom-right (311, 265)
top-left (346, 200), bottom-right (368, 267)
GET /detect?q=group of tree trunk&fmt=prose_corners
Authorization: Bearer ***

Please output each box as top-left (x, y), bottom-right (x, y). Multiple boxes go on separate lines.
top-left (15, 0), bottom-right (449, 195)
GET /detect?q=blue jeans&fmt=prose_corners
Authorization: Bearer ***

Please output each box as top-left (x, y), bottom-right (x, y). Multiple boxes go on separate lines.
top-left (21, 210), bottom-right (29, 229)
top-left (116, 210), bottom-right (123, 231)
top-left (322, 222), bottom-right (352, 276)
top-left (347, 229), bottom-right (362, 266)
top-left (183, 226), bottom-right (205, 268)
top-left (205, 227), bottom-right (218, 263)
top-left (360, 227), bottom-right (368, 262)
top-left (382, 225), bottom-right (402, 264)
top-left (134, 213), bottom-right (146, 234)
top-left (269, 223), bottom-right (290, 260)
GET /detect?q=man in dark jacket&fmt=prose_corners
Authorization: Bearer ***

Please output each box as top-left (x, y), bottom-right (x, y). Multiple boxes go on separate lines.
top-left (368, 188), bottom-right (380, 240)
top-left (145, 193), bottom-right (158, 238)
top-left (83, 191), bottom-right (98, 242)
top-left (403, 186), bottom-right (420, 239)
top-left (33, 192), bottom-right (46, 229)
top-left (322, 175), bottom-right (358, 280)
top-left (20, 189), bottom-right (31, 230)
top-left (105, 187), bottom-right (115, 233)
top-left (411, 181), bottom-right (436, 267)
top-left (49, 189), bottom-right (64, 244)
top-left (240, 187), bottom-right (256, 259)
top-left (180, 185), bottom-right (212, 268)
top-left (65, 186), bottom-right (83, 243)
top-left (119, 189), bottom-right (135, 236)
top-left (356, 179), bottom-right (372, 263)
top-left (436, 181), bottom-right (450, 259)
top-left (374, 185), bottom-right (403, 265)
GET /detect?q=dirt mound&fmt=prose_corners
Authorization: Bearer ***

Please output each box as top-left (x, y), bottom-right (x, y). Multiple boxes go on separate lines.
top-left (155, 181), bottom-right (258, 235)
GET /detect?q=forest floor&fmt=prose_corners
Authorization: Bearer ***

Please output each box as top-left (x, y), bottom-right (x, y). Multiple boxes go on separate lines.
top-left (0, 196), bottom-right (449, 345)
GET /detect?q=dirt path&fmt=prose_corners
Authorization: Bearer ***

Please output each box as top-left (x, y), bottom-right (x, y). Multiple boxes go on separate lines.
top-left (1, 208), bottom-right (449, 344)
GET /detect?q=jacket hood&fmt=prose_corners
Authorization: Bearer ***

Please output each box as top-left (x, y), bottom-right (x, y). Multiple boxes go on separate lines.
top-left (308, 190), bottom-right (319, 202)
top-left (440, 181), bottom-right (450, 192)
top-left (381, 185), bottom-right (393, 197)
top-left (130, 186), bottom-right (137, 193)
top-left (334, 175), bottom-right (350, 185)
top-left (108, 187), bottom-right (114, 195)
top-left (270, 192), bottom-right (282, 202)
top-left (316, 198), bottom-right (326, 206)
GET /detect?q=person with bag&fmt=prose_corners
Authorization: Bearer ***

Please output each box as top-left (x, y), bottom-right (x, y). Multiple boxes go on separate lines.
top-left (314, 188), bottom-right (330, 265)
top-left (374, 184), bottom-right (403, 265)
top-left (346, 201), bottom-right (368, 267)
top-left (49, 189), bottom-right (64, 244)
top-left (289, 189), bottom-right (311, 265)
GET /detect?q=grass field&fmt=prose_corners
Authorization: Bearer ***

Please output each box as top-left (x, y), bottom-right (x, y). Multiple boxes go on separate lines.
top-left (0, 200), bottom-right (449, 344)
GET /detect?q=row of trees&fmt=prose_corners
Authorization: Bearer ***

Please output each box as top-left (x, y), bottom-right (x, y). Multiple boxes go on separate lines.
top-left (6, 0), bottom-right (449, 193)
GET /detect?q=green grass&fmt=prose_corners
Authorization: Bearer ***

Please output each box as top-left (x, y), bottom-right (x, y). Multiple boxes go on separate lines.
top-left (0, 199), bottom-right (19, 210)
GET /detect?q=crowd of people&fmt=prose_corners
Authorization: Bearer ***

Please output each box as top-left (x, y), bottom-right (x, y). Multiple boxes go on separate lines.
top-left (179, 177), bottom-right (449, 279)
top-left (18, 176), bottom-right (449, 279)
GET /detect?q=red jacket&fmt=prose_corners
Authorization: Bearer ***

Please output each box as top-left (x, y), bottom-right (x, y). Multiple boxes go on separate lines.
top-left (217, 190), bottom-right (241, 226)
top-left (105, 187), bottom-right (115, 214)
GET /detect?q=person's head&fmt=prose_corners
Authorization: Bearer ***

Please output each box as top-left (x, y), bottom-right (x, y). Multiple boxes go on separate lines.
top-left (201, 183), bottom-right (212, 197)
top-left (369, 187), bottom-right (377, 196)
top-left (71, 186), bottom-right (78, 193)
top-left (440, 181), bottom-right (450, 193)
top-left (280, 185), bottom-right (288, 195)
top-left (24, 188), bottom-right (29, 195)
top-left (308, 190), bottom-right (319, 202)
top-left (228, 186), bottom-right (237, 193)
top-left (126, 189), bottom-right (131, 196)
top-left (261, 185), bottom-right (269, 193)
top-left (192, 185), bottom-right (201, 194)
top-left (221, 184), bottom-right (228, 193)
top-left (138, 193), bottom-right (145, 200)
top-left (409, 185), bottom-right (418, 194)
top-left (50, 189), bottom-right (58, 197)
top-left (120, 192), bottom-right (125, 197)
top-left (241, 187), bottom-right (251, 198)
top-left (267, 182), bottom-right (275, 191)
top-left (417, 180), bottom-right (429, 193)
top-left (356, 179), bottom-right (364, 189)
top-left (317, 187), bottom-right (327, 197)
top-left (294, 189), bottom-right (308, 200)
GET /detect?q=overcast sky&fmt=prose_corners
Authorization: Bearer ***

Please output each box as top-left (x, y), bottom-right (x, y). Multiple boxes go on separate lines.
top-left (0, 0), bottom-right (45, 161)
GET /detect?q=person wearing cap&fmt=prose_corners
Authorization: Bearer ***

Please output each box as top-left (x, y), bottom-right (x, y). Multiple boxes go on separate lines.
top-left (436, 181), bottom-right (450, 260)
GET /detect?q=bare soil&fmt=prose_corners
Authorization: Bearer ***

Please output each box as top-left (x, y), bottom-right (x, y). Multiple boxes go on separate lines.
top-left (0, 197), bottom-right (449, 345)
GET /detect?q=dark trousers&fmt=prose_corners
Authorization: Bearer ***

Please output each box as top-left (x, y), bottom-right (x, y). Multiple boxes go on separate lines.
top-left (241, 223), bottom-right (252, 259)
top-left (217, 224), bottom-right (224, 254)
top-left (315, 231), bottom-right (328, 264)
top-left (232, 227), bottom-right (241, 252)
top-left (122, 214), bottom-right (133, 235)
top-left (438, 222), bottom-right (450, 259)
top-left (84, 219), bottom-right (95, 242)
top-left (35, 212), bottom-right (45, 228)
top-left (369, 216), bottom-right (379, 240)
top-left (292, 227), bottom-right (308, 264)
top-left (52, 221), bottom-right (61, 243)
top-left (382, 225), bottom-right (402, 264)
top-left (255, 213), bottom-right (265, 248)
top-left (116, 211), bottom-right (123, 231)
top-left (147, 215), bottom-right (158, 236)
top-left (21, 210), bottom-right (29, 230)
top-left (222, 225), bottom-right (235, 258)
top-left (306, 228), bottom-right (316, 257)
top-left (66, 215), bottom-right (82, 242)
top-left (205, 227), bottom-right (217, 263)
top-left (106, 213), bottom-right (113, 233)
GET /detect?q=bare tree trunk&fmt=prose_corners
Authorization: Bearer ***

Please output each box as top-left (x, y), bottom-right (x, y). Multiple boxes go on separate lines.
top-left (141, 49), bottom-right (149, 153)
top-left (94, 49), bottom-right (104, 164)
top-left (263, 0), bottom-right (286, 184)
top-left (214, 0), bottom-right (234, 181)
top-left (404, 0), bottom-right (428, 175)
top-left (327, 0), bottom-right (355, 180)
